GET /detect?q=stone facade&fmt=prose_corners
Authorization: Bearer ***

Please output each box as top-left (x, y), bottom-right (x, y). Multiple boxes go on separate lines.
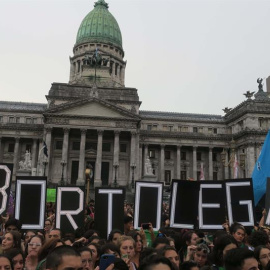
top-left (0, 1), bottom-right (269, 187)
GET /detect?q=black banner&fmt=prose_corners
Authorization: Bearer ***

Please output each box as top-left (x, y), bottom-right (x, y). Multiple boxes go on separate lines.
top-left (95, 187), bottom-right (125, 239)
top-left (55, 186), bottom-right (85, 233)
top-left (134, 181), bottom-right (163, 230)
top-left (0, 164), bottom-right (13, 215)
top-left (15, 177), bottom-right (47, 230)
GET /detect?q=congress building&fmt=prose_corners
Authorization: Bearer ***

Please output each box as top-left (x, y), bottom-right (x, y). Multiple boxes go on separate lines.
top-left (0, 0), bottom-right (270, 188)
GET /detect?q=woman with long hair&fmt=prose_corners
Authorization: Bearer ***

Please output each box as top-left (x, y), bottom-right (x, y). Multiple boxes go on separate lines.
top-left (25, 235), bottom-right (44, 270)
top-left (1, 231), bottom-right (21, 254)
top-left (254, 246), bottom-right (270, 270)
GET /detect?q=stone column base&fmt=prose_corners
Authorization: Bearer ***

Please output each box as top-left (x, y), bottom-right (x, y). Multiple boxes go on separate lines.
top-left (141, 175), bottom-right (157, 182)
top-left (94, 179), bottom-right (102, 187)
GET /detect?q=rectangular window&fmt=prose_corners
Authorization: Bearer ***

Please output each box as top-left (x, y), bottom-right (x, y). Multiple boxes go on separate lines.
top-left (165, 150), bottom-right (171, 159)
top-left (213, 171), bottom-right (218, 180)
top-left (147, 125), bottom-right (152, 131)
top-left (72, 141), bottom-right (80, 150)
top-left (213, 128), bottom-right (217, 134)
top-left (149, 150), bottom-right (155, 158)
top-left (33, 118), bottom-right (37, 124)
top-left (193, 127), bottom-right (198, 133)
top-left (55, 141), bottom-right (63, 150)
top-left (26, 144), bottom-right (32, 152)
top-left (16, 117), bottom-right (20, 123)
top-left (120, 144), bottom-right (127, 153)
top-left (165, 170), bottom-right (171, 185)
top-left (102, 142), bottom-right (111, 152)
top-left (197, 152), bottom-right (202, 161)
top-left (26, 118), bottom-right (32, 124)
top-left (8, 143), bottom-right (15, 153)
top-left (181, 171), bottom-right (187, 180)
top-left (9, 117), bottom-right (15, 123)
top-left (0, 116), bottom-right (3, 123)
top-left (213, 152), bottom-right (218, 162)
top-left (181, 152), bottom-right (186, 160)
top-left (85, 142), bottom-right (97, 150)
top-left (168, 126), bottom-right (173, 132)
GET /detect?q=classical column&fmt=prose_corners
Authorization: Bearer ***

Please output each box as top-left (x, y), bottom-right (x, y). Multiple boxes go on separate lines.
top-left (139, 143), bottom-right (143, 178)
top-left (45, 128), bottom-right (52, 180)
top-left (113, 130), bottom-right (120, 184)
top-left (160, 144), bottom-right (165, 182)
top-left (224, 149), bottom-right (229, 179)
top-left (31, 139), bottom-right (38, 169)
top-left (135, 133), bottom-right (140, 181)
top-left (246, 144), bottom-right (255, 178)
top-left (209, 147), bottom-right (213, 180)
top-left (112, 63), bottom-right (115, 78)
top-left (61, 128), bottom-right (70, 181)
top-left (12, 137), bottom-right (20, 181)
top-left (193, 146), bottom-right (197, 180)
top-left (130, 131), bottom-right (137, 185)
top-left (0, 137), bottom-right (2, 162)
top-left (176, 145), bottom-right (181, 179)
top-left (94, 130), bottom-right (103, 186)
top-left (77, 129), bottom-right (87, 184)
top-left (143, 144), bottom-right (148, 175)
top-left (122, 66), bottom-right (125, 85)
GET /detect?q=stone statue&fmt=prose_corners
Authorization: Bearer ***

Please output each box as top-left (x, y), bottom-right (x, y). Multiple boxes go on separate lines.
top-left (144, 155), bottom-right (154, 176)
top-left (257, 78), bottom-right (263, 92)
top-left (18, 150), bottom-right (32, 170)
top-left (243, 91), bottom-right (255, 99)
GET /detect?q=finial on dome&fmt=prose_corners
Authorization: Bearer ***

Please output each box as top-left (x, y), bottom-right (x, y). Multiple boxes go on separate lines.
top-left (94, 0), bottom-right (109, 9)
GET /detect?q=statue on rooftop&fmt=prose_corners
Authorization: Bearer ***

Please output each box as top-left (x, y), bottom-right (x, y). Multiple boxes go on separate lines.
top-left (257, 78), bottom-right (264, 92)
top-left (144, 155), bottom-right (154, 176)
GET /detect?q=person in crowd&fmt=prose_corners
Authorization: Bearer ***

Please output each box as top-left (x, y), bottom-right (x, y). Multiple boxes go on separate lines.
top-left (152, 237), bottom-right (170, 250)
top-left (159, 245), bottom-right (180, 269)
top-left (180, 261), bottom-right (199, 270)
top-left (23, 230), bottom-right (36, 252)
top-left (118, 235), bottom-right (136, 270)
top-left (139, 254), bottom-right (175, 270)
top-left (1, 231), bottom-right (21, 254)
top-left (248, 231), bottom-right (269, 249)
top-left (48, 228), bottom-right (62, 240)
top-left (224, 248), bottom-right (258, 270)
top-left (5, 249), bottom-right (24, 270)
top-left (108, 229), bottom-right (123, 245)
top-left (46, 245), bottom-right (82, 270)
top-left (44, 219), bottom-right (52, 240)
top-left (127, 231), bottom-right (144, 268)
top-left (124, 216), bottom-right (134, 235)
top-left (4, 219), bottom-right (21, 233)
top-left (78, 247), bottom-right (93, 270)
top-left (209, 234), bottom-right (238, 270)
top-left (179, 230), bottom-right (199, 262)
top-left (87, 242), bottom-right (101, 268)
top-left (186, 243), bottom-right (210, 268)
top-left (254, 246), bottom-right (270, 270)
top-left (230, 223), bottom-right (246, 247)
top-left (0, 255), bottom-right (13, 270)
top-left (101, 243), bottom-right (121, 258)
top-left (25, 235), bottom-right (44, 270)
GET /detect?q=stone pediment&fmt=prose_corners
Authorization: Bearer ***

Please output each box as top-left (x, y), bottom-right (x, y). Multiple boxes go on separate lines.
top-left (45, 97), bottom-right (140, 120)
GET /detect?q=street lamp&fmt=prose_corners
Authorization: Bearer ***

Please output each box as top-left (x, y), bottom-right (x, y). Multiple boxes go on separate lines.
top-left (130, 163), bottom-right (136, 192)
top-left (85, 164), bottom-right (93, 205)
top-left (113, 163), bottom-right (119, 187)
top-left (43, 160), bottom-right (48, 177)
top-left (60, 160), bottom-right (67, 186)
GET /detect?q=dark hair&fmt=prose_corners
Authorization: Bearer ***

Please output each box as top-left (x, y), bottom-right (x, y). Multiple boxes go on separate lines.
top-left (139, 247), bottom-right (157, 265)
top-left (3, 231), bottom-right (21, 252)
top-left (158, 245), bottom-right (177, 257)
top-left (180, 261), bottom-right (199, 270)
top-left (77, 246), bottom-right (92, 256)
top-left (50, 228), bottom-right (62, 239)
top-left (254, 245), bottom-right (270, 262)
top-left (210, 234), bottom-right (238, 267)
top-left (101, 243), bottom-right (120, 257)
top-left (139, 255), bottom-right (174, 270)
top-left (224, 248), bottom-right (255, 270)
top-left (5, 219), bottom-right (21, 231)
top-left (248, 231), bottom-right (269, 248)
top-left (108, 229), bottom-right (122, 242)
top-left (230, 223), bottom-right (245, 235)
top-left (152, 237), bottom-right (170, 249)
top-left (46, 246), bottom-right (80, 269)
top-left (124, 215), bottom-right (133, 224)
top-left (5, 248), bottom-right (24, 267)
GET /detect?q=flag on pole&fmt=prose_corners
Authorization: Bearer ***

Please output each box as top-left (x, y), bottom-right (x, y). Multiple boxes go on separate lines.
top-left (199, 163), bottom-right (205, 180)
top-left (233, 154), bottom-right (239, 179)
top-left (252, 130), bottom-right (270, 206)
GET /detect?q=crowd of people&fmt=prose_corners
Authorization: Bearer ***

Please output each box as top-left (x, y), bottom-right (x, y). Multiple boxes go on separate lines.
top-left (0, 201), bottom-right (269, 270)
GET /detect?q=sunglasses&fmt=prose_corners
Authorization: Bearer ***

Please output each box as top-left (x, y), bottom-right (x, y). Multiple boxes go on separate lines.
top-left (196, 247), bottom-right (209, 254)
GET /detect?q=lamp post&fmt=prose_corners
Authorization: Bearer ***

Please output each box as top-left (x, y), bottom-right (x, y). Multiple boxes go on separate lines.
top-left (113, 163), bottom-right (119, 187)
top-left (85, 164), bottom-right (93, 205)
top-left (130, 163), bottom-right (136, 192)
top-left (43, 160), bottom-right (48, 177)
top-left (60, 160), bottom-right (66, 186)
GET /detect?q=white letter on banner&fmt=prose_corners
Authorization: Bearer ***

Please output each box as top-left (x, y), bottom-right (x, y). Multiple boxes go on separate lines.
top-left (198, 184), bottom-right (223, 230)
top-left (170, 182), bottom-right (194, 229)
top-left (0, 165), bottom-right (11, 215)
top-left (56, 187), bottom-right (84, 230)
top-left (226, 182), bottom-right (254, 226)
top-left (133, 182), bottom-right (163, 231)
top-left (98, 189), bottom-right (123, 237)
top-left (265, 210), bottom-right (270, 225)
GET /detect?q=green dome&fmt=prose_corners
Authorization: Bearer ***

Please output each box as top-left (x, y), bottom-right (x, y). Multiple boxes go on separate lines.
top-left (76, 0), bottom-right (122, 49)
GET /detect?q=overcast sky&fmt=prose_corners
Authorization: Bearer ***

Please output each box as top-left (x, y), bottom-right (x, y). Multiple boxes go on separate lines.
top-left (1, 0), bottom-right (270, 115)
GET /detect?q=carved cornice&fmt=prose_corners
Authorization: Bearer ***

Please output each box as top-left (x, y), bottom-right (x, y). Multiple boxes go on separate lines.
top-left (0, 123), bottom-right (44, 131)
